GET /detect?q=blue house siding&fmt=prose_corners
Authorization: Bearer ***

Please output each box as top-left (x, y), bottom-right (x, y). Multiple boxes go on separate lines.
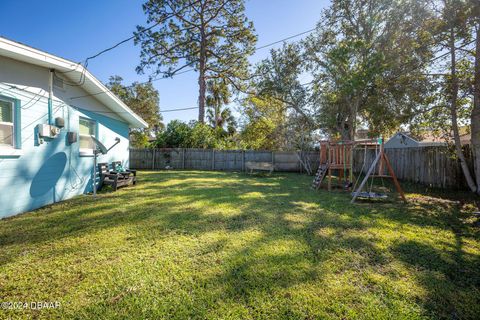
top-left (0, 85), bottom-right (131, 219)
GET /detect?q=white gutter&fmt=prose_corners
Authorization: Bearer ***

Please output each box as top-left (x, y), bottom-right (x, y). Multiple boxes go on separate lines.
top-left (0, 37), bottom-right (148, 129)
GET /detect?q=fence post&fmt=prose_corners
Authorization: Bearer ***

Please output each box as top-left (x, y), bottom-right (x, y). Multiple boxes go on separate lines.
top-left (299, 152), bottom-right (302, 173)
top-left (242, 150), bottom-right (245, 172)
top-left (212, 149), bottom-right (215, 170)
top-left (152, 148), bottom-right (155, 170)
top-left (271, 151), bottom-right (275, 172)
top-left (182, 148), bottom-right (185, 169)
top-left (131, 146), bottom-right (467, 189)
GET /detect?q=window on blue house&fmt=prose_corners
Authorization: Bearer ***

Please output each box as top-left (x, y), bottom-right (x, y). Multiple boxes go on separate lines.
top-left (0, 96), bottom-right (21, 154)
top-left (0, 98), bottom-right (14, 147)
top-left (79, 117), bottom-right (96, 151)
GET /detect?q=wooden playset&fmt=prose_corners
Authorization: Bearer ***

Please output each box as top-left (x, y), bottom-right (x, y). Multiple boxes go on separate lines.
top-left (312, 138), bottom-right (406, 203)
top-left (311, 141), bottom-right (354, 191)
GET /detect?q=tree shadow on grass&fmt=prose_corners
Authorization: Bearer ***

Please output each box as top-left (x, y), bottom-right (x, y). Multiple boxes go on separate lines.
top-left (391, 239), bottom-right (480, 319)
top-left (1, 170), bottom-right (479, 319)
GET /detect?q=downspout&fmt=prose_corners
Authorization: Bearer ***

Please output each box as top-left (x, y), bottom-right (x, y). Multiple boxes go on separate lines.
top-left (48, 69), bottom-right (54, 124)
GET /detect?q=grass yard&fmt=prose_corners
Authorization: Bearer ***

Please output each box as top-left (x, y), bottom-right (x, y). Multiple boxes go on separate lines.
top-left (0, 171), bottom-right (479, 319)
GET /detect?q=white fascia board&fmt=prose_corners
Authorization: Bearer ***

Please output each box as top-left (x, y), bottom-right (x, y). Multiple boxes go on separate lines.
top-left (0, 37), bottom-right (148, 129)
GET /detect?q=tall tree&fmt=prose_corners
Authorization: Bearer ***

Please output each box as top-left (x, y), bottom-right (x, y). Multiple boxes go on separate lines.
top-left (134, 0), bottom-right (256, 123)
top-left (205, 79), bottom-right (236, 134)
top-left (412, 0), bottom-right (477, 192)
top-left (468, 0), bottom-right (480, 194)
top-left (253, 43), bottom-right (313, 126)
top-left (304, 0), bottom-right (433, 140)
top-left (240, 96), bottom-right (288, 150)
top-left (239, 43), bottom-right (316, 151)
top-left (397, 0), bottom-right (480, 193)
top-left (155, 120), bottom-right (192, 148)
top-left (441, 0), bottom-right (476, 191)
top-left (107, 76), bottom-right (163, 147)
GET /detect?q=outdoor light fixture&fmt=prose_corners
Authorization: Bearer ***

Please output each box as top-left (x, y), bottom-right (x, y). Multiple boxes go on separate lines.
top-left (91, 136), bottom-right (121, 198)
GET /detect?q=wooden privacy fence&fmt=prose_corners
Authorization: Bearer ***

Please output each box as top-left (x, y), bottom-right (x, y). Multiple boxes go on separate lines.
top-left (352, 146), bottom-right (472, 189)
top-left (130, 148), bottom-right (320, 173)
top-left (130, 146), bottom-right (472, 189)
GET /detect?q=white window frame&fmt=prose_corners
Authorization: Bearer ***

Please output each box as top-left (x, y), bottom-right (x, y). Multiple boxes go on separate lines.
top-left (79, 117), bottom-right (97, 156)
top-left (0, 98), bottom-right (15, 149)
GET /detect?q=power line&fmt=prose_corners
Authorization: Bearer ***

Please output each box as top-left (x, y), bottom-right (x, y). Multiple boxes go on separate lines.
top-left (161, 106), bottom-right (198, 113)
top-left (6, 38), bottom-right (476, 114)
top-left (83, 24), bottom-right (159, 63)
top-left (0, 86), bottom-right (45, 109)
top-left (58, 1), bottom-right (204, 87)
top-left (151, 80), bottom-right (316, 113)
top-left (384, 39), bottom-right (476, 83)
top-left (80, 2), bottom-right (205, 65)
top-left (154, 38), bottom-right (475, 114)
top-left (68, 27), bottom-right (318, 100)
top-left (255, 28), bottom-right (316, 50)
top-left (8, 35), bottom-right (473, 118)
top-left (0, 85), bottom-right (64, 108)
top-left (69, 68), bottom-right (194, 100)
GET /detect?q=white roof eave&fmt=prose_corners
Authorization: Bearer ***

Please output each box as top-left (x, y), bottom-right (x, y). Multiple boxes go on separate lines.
top-left (0, 37), bottom-right (148, 129)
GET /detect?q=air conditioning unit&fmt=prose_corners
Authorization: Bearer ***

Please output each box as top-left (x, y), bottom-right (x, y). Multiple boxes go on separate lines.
top-left (37, 124), bottom-right (61, 138)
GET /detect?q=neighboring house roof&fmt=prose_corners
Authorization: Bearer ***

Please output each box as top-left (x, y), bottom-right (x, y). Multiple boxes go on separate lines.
top-left (420, 131), bottom-right (471, 145)
top-left (385, 132), bottom-right (420, 148)
top-left (386, 131), bottom-right (471, 148)
top-left (0, 36), bottom-right (148, 129)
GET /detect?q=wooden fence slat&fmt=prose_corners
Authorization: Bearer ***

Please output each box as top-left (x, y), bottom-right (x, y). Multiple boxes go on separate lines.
top-left (129, 146), bottom-right (472, 189)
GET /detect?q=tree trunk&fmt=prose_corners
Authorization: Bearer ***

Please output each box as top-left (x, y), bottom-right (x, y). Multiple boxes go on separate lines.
top-left (449, 28), bottom-right (477, 192)
top-left (472, 24), bottom-right (480, 194)
top-left (350, 96), bottom-right (358, 141)
top-left (198, 14), bottom-right (207, 123)
top-left (198, 55), bottom-right (206, 123)
top-left (337, 117), bottom-right (350, 140)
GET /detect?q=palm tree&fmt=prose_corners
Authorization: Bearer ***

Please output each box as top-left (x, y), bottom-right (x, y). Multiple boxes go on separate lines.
top-left (206, 80), bottom-right (236, 134)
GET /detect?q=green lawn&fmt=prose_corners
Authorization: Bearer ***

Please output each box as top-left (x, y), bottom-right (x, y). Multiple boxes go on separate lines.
top-left (0, 171), bottom-right (479, 319)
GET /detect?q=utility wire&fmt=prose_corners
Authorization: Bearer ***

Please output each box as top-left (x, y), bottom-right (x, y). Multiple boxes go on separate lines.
top-left (255, 28), bottom-right (316, 50)
top-left (68, 27), bottom-right (318, 100)
top-left (105, 81), bottom-right (314, 113)
top-left (58, 1), bottom-right (203, 87)
top-left (142, 39), bottom-right (477, 114)
top-left (68, 79), bottom-right (316, 114)
top-left (6, 38), bottom-right (474, 117)
top-left (5, 37), bottom-right (476, 115)
top-left (0, 85), bottom-right (59, 108)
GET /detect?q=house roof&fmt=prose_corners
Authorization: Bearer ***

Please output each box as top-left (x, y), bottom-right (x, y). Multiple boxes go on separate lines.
top-left (0, 36), bottom-right (148, 129)
top-left (420, 130), bottom-right (470, 145)
top-left (390, 131), bottom-right (470, 146)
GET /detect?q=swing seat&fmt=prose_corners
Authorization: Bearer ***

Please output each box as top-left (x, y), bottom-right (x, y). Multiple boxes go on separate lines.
top-left (351, 191), bottom-right (388, 199)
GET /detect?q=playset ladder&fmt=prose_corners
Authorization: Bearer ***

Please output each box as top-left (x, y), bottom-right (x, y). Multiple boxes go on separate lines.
top-left (311, 164), bottom-right (329, 190)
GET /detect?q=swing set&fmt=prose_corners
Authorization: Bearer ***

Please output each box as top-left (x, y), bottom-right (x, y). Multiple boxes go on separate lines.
top-left (350, 138), bottom-right (406, 203)
top-left (312, 138), bottom-right (407, 203)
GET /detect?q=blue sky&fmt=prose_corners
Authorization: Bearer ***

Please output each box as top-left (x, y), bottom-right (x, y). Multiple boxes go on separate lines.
top-left (0, 0), bottom-right (329, 124)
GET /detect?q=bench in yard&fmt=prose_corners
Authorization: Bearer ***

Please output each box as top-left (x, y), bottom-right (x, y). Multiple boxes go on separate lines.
top-left (245, 161), bottom-right (274, 174)
top-left (97, 163), bottom-right (135, 191)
